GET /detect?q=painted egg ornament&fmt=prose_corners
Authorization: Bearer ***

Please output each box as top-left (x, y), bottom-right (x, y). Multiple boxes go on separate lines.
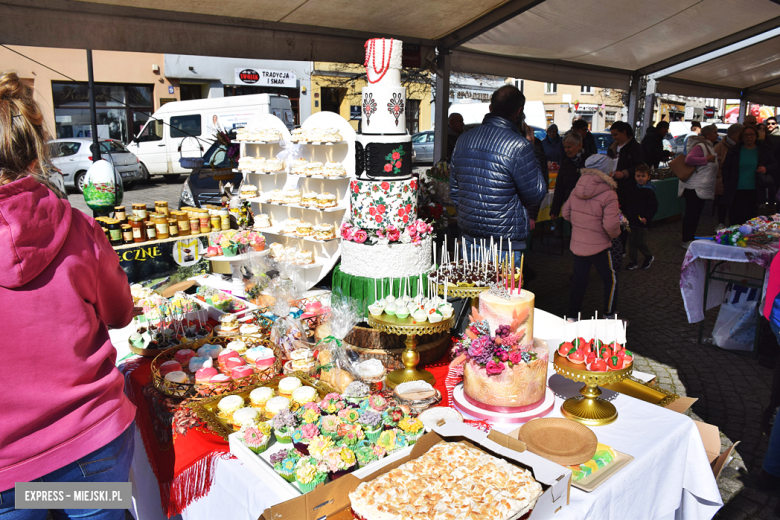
top-left (738, 225), bottom-right (754, 235)
top-left (83, 159), bottom-right (123, 213)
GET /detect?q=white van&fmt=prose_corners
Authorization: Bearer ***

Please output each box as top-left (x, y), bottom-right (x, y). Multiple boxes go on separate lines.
top-left (128, 94), bottom-right (294, 178)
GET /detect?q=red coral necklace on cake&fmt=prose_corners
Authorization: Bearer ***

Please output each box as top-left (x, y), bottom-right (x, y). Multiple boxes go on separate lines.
top-left (364, 39), bottom-right (393, 84)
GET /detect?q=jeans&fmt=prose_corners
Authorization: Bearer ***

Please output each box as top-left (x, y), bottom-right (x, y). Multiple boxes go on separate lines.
top-left (0, 423), bottom-right (134, 520)
top-left (682, 189), bottom-right (707, 242)
top-left (569, 249), bottom-right (618, 317)
top-left (628, 228), bottom-right (651, 264)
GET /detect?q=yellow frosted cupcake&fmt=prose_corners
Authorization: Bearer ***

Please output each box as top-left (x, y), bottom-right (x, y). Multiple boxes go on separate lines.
top-left (278, 376), bottom-right (302, 398)
top-left (249, 387), bottom-right (275, 410)
top-left (217, 395), bottom-right (244, 425)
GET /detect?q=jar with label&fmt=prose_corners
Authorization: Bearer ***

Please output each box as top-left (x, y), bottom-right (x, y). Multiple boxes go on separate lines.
top-left (153, 214), bottom-right (169, 239)
top-left (132, 203), bottom-right (148, 221)
top-left (145, 221), bottom-right (157, 241)
top-left (174, 211), bottom-right (190, 236)
top-left (155, 201), bottom-right (169, 217)
top-left (210, 214), bottom-right (221, 232)
top-left (168, 218), bottom-right (179, 237)
top-left (189, 214), bottom-right (201, 234)
top-left (129, 217), bottom-right (146, 243)
top-left (219, 210), bottom-right (230, 231)
top-left (121, 224), bottom-right (134, 244)
top-left (114, 206), bottom-right (127, 223)
top-left (107, 219), bottom-right (123, 246)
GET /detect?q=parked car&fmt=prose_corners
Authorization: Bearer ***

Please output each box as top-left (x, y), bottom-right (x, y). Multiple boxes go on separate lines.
top-left (45, 163), bottom-right (67, 199)
top-left (412, 131), bottom-right (434, 164)
top-left (179, 141), bottom-right (243, 209)
top-left (592, 132), bottom-right (614, 155)
top-left (47, 138), bottom-right (144, 193)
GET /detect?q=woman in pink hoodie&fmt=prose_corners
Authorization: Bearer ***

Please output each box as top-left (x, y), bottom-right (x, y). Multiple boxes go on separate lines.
top-left (562, 154), bottom-right (622, 319)
top-left (0, 73), bottom-right (136, 519)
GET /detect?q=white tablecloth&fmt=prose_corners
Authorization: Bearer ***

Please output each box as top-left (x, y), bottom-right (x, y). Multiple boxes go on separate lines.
top-left (681, 239), bottom-right (776, 323)
top-left (125, 308), bottom-right (721, 520)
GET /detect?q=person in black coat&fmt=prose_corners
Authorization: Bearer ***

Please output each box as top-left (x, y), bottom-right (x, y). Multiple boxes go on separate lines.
top-left (550, 132), bottom-right (585, 219)
top-left (572, 119), bottom-right (597, 158)
top-left (526, 132), bottom-right (549, 226)
top-left (641, 121), bottom-right (672, 169)
top-left (625, 165), bottom-right (658, 270)
top-left (721, 125), bottom-right (779, 225)
top-left (606, 121), bottom-right (644, 247)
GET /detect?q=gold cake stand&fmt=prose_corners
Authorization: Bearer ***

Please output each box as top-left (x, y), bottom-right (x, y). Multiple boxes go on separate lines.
top-left (436, 283), bottom-right (489, 312)
top-left (553, 352), bottom-right (633, 426)
top-left (368, 313), bottom-right (455, 389)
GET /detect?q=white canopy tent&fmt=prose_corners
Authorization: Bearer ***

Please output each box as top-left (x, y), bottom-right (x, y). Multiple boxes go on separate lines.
top-left (2, 0), bottom-right (780, 156)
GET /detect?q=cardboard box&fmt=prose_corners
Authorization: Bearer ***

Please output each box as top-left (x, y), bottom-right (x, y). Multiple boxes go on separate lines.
top-left (260, 421), bottom-right (571, 520)
top-left (694, 420), bottom-right (739, 479)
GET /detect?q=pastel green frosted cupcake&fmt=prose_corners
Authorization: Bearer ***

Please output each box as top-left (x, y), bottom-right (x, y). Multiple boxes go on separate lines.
top-left (358, 410), bottom-right (382, 443)
top-left (398, 416), bottom-right (424, 445)
top-left (295, 457), bottom-right (327, 493)
top-left (319, 415), bottom-right (343, 440)
top-left (241, 426), bottom-right (270, 454)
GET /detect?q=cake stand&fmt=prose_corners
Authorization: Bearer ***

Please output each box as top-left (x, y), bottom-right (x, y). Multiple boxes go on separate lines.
top-left (553, 352), bottom-right (633, 426)
top-left (367, 313), bottom-right (454, 389)
top-left (436, 283), bottom-right (489, 311)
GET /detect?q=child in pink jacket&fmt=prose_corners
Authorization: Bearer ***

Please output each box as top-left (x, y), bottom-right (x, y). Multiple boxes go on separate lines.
top-left (562, 154), bottom-right (622, 319)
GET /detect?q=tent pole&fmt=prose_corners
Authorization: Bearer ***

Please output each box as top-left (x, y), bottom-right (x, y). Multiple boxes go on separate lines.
top-left (640, 78), bottom-right (656, 140)
top-left (626, 72), bottom-right (641, 131)
top-left (433, 49), bottom-right (451, 163)
top-left (738, 93), bottom-right (748, 124)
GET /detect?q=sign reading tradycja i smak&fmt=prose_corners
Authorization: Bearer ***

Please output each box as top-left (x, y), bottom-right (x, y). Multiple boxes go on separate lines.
top-left (234, 68), bottom-right (297, 88)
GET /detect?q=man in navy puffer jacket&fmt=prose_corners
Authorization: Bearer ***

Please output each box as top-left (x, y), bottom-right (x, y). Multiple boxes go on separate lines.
top-left (451, 85), bottom-right (546, 257)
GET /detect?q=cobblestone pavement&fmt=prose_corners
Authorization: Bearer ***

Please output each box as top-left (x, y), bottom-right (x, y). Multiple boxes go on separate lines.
top-left (67, 176), bottom-right (187, 216)
top-left (527, 207), bottom-right (778, 519)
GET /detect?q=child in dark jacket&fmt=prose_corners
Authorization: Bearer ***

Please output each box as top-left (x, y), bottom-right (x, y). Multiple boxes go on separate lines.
top-left (626, 164), bottom-right (658, 270)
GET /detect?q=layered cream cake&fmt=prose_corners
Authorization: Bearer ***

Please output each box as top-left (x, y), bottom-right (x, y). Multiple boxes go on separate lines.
top-left (349, 441), bottom-right (542, 520)
top-left (479, 288), bottom-right (535, 340)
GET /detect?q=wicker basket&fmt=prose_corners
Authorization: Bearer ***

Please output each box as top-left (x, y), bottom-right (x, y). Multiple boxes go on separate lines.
top-left (151, 335), bottom-right (283, 400)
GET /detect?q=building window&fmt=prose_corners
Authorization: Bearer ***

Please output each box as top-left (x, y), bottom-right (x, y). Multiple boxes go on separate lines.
top-left (406, 99), bottom-right (420, 134)
top-left (581, 86), bottom-right (593, 94)
top-left (546, 110), bottom-right (555, 126)
top-left (605, 111), bottom-right (617, 124)
top-left (180, 84), bottom-right (203, 100)
top-left (545, 83), bottom-right (557, 94)
top-left (515, 80), bottom-right (524, 93)
top-left (320, 87), bottom-right (344, 115)
top-left (51, 82), bottom-right (154, 143)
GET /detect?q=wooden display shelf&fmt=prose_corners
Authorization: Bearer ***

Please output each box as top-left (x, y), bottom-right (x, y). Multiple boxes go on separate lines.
top-left (247, 198), bottom-right (346, 213)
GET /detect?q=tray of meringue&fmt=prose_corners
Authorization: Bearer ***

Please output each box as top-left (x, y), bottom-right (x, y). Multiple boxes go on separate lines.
top-left (259, 420), bottom-right (570, 520)
top-left (290, 128), bottom-right (343, 143)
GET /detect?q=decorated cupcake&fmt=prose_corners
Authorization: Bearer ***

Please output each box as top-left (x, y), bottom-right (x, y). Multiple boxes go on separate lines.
top-left (292, 423), bottom-right (320, 455)
top-left (398, 416), bottom-right (424, 445)
top-left (343, 381), bottom-right (370, 406)
top-left (338, 408), bottom-right (360, 424)
top-left (296, 402), bottom-right (322, 424)
top-left (272, 409), bottom-right (297, 444)
top-left (319, 393), bottom-right (345, 414)
top-left (353, 441), bottom-right (379, 468)
top-left (232, 407), bottom-right (260, 431)
top-left (294, 457), bottom-right (327, 493)
top-left (381, 406), bottom-right (405, 430)
top-left (319, 415), bottom-right (343, 439)
top-left (249, 387), bottom-right (275, 410)
top-left (217, 395), bottom-right (244, 425)
top-left (368, 395), bottom-right (388, 413)
top-left (241, 426), bottom-right (270, 454)
top-left (358, 410), bottom-right (382, 443)
top-left (308, 435), bottom-right (335, 460)
top-left (325, 446), bottom-right (357, 480)
top-left (271, 451), bottom-right (299, 483)
top-left (337, 424), bottom-right (365, 446)
top-left (376, 429), bottom-right (399, 454)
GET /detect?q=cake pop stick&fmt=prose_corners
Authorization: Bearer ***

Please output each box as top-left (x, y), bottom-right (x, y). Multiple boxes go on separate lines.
top-left (593, 311), bottom-right (598, 352)
top-left (519, 253), bottom-right (524, 291)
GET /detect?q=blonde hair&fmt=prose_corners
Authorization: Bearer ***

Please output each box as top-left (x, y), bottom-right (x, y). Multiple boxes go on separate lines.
top-left (0, 72), bottom-right (50, 185)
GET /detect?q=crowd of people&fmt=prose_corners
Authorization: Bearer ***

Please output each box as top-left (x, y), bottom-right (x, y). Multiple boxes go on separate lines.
top-left (450, 84), bottom-right (780, 321)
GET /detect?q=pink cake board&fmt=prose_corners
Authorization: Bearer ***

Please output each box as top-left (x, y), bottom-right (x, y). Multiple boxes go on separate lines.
top-left (452, 384), bottom-right (555, 425)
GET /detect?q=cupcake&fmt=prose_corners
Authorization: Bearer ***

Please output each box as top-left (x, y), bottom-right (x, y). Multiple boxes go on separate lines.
top-left (232, 407), bottom-right (260, 431)
top-left (295, 457), bottom-right (327, 493)
top-left (353, 441), bottom-right (379, 469)
top-left (343, 381), bottom-right (370, 406)
top-left (273, 454), bottom-right (299, 483)
top-left (368, 395), bottom-right (388, 413)
top-left (308, 435), bottom-right (335, 460)
top-left (273, 409), bottom-right (297, 444)
top-left (249, 387), bottom-right (275, 410)
top-left (324, 446), bottom-right (356, 480)
top-left (291, 386), bottom-right (318, 407)
top-left (358, 411), bottom-right (382, 443)
top-left (398, 416), bottom-right (424, 445)
top-left (231, 365), bottom-right (254, 380)
top-left (393, 429), bottom-right (409, 452)
top-left (217, 395), bottom-right (244, 424)
top-left (297, 402), bottom-right (322, 424)
top-left (337, 424), bottom-right (365, 447)
top-left (319, 393), bottom-right (345, 414)
top-left (382, 406), bottom-right (405, 430)
top-left (225, 356), bottom-right (248, 370)
top-left (319, 415), bottom-right (343, 439)
top-left (338, 408), bottom-right (360, 424)
top-left (241, 426), bottom-right (270, 454)
top-left (278, 377), bottom-right (302, 398)
top-left (376, 430), bottom-right (399, 454)
top-left (265, 396), bottom-right (291, 420)
top-left (292, 423), bottom-right (320, 455)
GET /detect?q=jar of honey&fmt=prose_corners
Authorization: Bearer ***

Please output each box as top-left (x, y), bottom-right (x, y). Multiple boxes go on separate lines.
top-left (106, 219), bottom-right (123, 246)
top-left (189, 214), bottom-right (201, 234)
top-left (129, 217), bottom-right (145, 243)
top-left (153, 214), bottom-right (169, 239)
top-left (144, 221), bottom-right (157, 241)
top-left (168, 218), bottom-right (179, 237)
top-left (155, 201), bottom-right (169, 217)
top-left (174, 211), bottom-right (190, 236)
top-left (132, 203), bottom-right (148, 221)
top-left (114, 206), bottom-right (127, 223)
top-left (121, 224), bottom-right (134, 244)
top-left (218, 209), bottom-right (230, 231)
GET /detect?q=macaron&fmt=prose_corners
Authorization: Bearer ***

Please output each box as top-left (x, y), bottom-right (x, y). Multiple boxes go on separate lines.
top-left (174, 349), bottom-right (197, 365)
top-left (159, 360), bottom-right (183, 377)
top-left (195, 367), bottom-right (218, 382)
top-left (231, 366), bottom-right (254, 379)
top-left (188, 356), bottom-right (213, 373)
top-left (225, 356), bottom-right (247, 369)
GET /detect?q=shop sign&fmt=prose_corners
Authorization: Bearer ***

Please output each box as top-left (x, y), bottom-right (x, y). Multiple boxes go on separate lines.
top-left (453, 91), bottom-right (491, 102)
top-left (576, 104), bottom-right (598, 113)
top-left (233, 68), bottom-right (297, 88)
top-left (402, 43), bottom-right (421, 68)
top-left (118, 236), bottom-right (209, 284)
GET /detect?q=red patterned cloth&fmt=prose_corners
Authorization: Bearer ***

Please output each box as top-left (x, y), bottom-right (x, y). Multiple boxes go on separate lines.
top-left (120, 357), bottom-right (233, 518)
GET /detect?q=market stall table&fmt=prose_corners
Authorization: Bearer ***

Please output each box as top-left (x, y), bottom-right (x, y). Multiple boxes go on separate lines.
top-left (680, 239), bottom-right (778, 353)
top-left (651, 177), bottom-right (686, 221)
